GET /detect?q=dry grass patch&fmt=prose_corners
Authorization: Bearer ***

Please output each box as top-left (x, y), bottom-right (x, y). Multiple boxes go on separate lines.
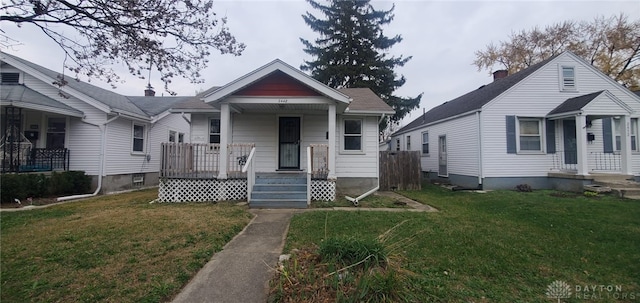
top-left (1, 189), bottom-right (252, 303)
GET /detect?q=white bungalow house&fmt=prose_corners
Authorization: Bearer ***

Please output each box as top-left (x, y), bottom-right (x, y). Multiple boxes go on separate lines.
top-left (159, 59), bottom-right (394, 207)
top-left (391, 51), bottom-right (640, 191)
top-left (0, 52), bottom-right (191, 193)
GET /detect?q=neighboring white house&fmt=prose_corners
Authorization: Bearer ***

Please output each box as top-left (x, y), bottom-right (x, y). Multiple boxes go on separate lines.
top-left (159, 59), bottom-right (394, 207)
top-left (391, 51), bottom-right (640, 191)
top-left (0, 52), bottom-right (191, 193)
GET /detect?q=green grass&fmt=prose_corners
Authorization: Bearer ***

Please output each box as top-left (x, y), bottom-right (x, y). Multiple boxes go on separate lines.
top-left (1, 189), bottom-right (252, 303)
top-left (278, 184), bottom-right (640, 302)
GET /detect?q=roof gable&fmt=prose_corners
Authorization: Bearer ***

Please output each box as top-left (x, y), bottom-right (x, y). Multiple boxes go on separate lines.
top-left (203, 59), bottom-right (351, 104)
top-left (233, 70), bottom-right (322, 97)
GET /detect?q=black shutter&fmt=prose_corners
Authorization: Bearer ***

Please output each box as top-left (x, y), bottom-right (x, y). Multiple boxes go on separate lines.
top-left (603, 117), bottom-right (613, 153)
top-left (506, 116), bottom-right (516, 154)
top-left (546, 119), bottom-right (556, 153)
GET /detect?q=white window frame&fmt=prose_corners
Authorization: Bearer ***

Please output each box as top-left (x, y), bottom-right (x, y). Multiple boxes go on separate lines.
top-left (209, 118), bottom-right (221, 144)
top-left (341, 118), bottom-right (364, 154)
top-left (132, 123), bottom-right (146, 154)
top-left (516, 117), bottom-right (544, 153)
top-left (560, 65), bottom-right (577, 91)
top-left (406, 135), bottom-right (411, 150)
top-left (168, 130), bottom-right (177, 143)
top-left (178, 132), bottom-right (185, 143)
top-left (396, 138), bottom-right (400, 151)
top-left (614, 118), bottom-right (639, 152)
top-left (421, 131), bottom-right (429, 155)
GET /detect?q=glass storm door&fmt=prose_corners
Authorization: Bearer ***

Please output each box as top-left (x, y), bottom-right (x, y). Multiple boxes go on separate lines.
top-left (563, 119), bottom-right (577, 165)
top-left (438, 135), bottom-right (448, 177)
top-left (279, 117), bottom-right (300, 169)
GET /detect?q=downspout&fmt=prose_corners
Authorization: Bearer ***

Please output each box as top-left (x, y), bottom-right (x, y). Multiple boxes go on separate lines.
top-left (346, 114), bottom-right (385, 206)
top-left (57, 114), bottom-right (120, 201)
top-left (476, 111), bottom-right (483, 188)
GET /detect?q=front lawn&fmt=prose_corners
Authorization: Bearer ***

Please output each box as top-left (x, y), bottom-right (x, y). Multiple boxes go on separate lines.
top-left (272, 184), bottom-right (640, 302)
top-left (0, 189), bottom-right (252, 303)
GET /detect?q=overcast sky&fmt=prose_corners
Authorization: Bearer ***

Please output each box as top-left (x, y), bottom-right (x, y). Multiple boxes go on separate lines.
top-left (2, 0), bottom-right (639, 127)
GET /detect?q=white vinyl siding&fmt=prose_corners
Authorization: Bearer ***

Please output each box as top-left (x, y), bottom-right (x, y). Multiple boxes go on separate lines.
top-left (335, 115), bottom-right (378, 177)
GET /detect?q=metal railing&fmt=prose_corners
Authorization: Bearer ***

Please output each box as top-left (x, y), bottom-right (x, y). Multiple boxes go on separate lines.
top-left (550, 150), bottom-right (622, 172)
top-left (591, 151), bottom-right (621, 171)
top-left (1, 147), bottom-right (69, 173)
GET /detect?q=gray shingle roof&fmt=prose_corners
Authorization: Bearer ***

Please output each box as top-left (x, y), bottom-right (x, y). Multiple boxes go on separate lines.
top-left (2, 52), bottom-right (193, 119)
top-left (1, 84), bottom-right (84, 116)
top-left (339, 88), bottom-right (394, 113)
top-left (127, 96), bottom-right (195, 116)
top-left (394, 54), bottom-right (559, 135)
top-left (547, 91), bottom-right (604, 116)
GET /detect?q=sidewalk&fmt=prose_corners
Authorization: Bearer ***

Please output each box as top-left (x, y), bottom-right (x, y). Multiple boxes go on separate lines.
top-left (171, 209), bottom-right (297, 303)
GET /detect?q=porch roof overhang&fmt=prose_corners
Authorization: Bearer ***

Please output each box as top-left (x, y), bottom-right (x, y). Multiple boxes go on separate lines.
top-left (546, 90), bottom-right (633, 119)
top-left (0, 84), bottom-right (84, 117)
top-left (202, 59), bottom-right (352, 107)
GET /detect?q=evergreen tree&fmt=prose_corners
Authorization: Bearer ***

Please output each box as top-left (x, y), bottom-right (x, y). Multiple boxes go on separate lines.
top-left (300, 0), bottom-right (422, 131)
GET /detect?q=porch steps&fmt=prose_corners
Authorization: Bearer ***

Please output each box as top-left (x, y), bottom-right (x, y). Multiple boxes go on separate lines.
top-left (250, 173), bottom-right (308, 208)
top-left (591, 174), bottom-right (640, 199)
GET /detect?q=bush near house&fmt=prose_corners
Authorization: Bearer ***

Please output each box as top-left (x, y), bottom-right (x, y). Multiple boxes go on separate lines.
top-left (0, 171), bottom-right (91, 203)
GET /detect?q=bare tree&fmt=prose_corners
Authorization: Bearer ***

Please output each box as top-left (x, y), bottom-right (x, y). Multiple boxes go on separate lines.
top-left (474, 13), bottom-right (640, 89)
top-left (1, 0), bottom-right (246, 94)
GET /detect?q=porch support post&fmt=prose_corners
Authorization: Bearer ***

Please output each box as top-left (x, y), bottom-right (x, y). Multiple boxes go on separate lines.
top-left (575, 115), bottom-right (589, 175)
top-left (620, 115), bottom-right (633, 175)
top-left (218, 103), bottom-right (230, 179)
top-left (328, 104), bottom-right (337, 179)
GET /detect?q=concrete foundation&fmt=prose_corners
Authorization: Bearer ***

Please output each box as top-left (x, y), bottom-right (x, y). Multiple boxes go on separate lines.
top-left (336, 177), bottom-right (377, 196)
top-left (100, 172), bottom-right (160, 193)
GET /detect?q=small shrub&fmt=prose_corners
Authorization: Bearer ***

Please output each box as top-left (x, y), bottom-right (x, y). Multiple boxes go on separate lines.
top-left (584, 191), bottom-right (599, 197)
top-left (515, 184), bottom-right (532, 192)
top-left (0, 171), bottom-right (91, 202)
top-left (319, 236), bottom-right (387, 268)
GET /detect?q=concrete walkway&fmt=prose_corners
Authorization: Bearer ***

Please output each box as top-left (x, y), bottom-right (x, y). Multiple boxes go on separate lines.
top-left (171, 209), bottom-right (296, 303)
top-left (171, 193), bottom-right (435, 303)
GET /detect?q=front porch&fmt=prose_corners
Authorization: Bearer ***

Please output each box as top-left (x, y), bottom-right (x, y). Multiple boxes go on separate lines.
top-left (158, 142), bottom-right (335, 205)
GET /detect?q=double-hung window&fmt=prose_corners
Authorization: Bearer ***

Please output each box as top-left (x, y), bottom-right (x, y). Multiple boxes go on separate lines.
top-left (133, 123), bottom-right (145, 153)
top-left (209, 118), bottom-right (221, 144)
top-left (614, 118), bottom-right (639, 152)
top-left (169, 130), bottom-right (176, 143)
top-left (343, 119), bottom-right (363, 151)
top-left (561, 66), bottom-right (576, 91)
top-left (422, 132), bottom-right (429, 155)
top-left (518, 118), bottom-right (543, 152)
top-left (406, 136), bottom-right (411, 150)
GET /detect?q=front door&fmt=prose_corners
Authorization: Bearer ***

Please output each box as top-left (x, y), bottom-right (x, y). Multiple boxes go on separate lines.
top-left (278, 117), bottom-right (300, 169)
top-left (563, 119), bottom-right (577, 165)
top-left (438, 135), bottom-right (447, 177)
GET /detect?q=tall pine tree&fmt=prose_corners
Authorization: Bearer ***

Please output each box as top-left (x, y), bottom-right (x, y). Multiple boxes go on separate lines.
top-left (300, 0), bottom-right (422, 131)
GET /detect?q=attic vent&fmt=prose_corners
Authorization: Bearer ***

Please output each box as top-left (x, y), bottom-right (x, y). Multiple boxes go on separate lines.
top-left (132, 174), bottom-right (145, 187)
top-left (1, 73), bottom-right (19, 84)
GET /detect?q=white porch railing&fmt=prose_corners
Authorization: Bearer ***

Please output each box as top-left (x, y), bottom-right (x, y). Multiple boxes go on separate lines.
top-left (309, 144), bottom-right (329, 179)
top-left (591, 151), bottom-right (621, 171)
top-left (241, 147), bottom-right (257, 202)
top-left (160, 143), bottom-right (255, 178)
top-left (160, 143), bottom-right (220, 178)
top-left (550, 150), bottom-right (622, 172)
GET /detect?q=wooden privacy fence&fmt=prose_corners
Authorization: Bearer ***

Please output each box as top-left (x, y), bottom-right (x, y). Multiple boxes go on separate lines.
top-left (379, 151), bottom-right (421, 191)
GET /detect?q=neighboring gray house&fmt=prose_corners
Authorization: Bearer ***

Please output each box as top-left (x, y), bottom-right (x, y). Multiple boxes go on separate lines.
top-left (391, 51), bottom-right (640, 191)
top-left (1, 52), bottom-right (191, 193)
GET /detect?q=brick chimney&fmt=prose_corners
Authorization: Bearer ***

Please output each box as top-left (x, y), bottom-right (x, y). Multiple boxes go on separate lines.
top-left (493, 70), bottom-right (508, 82)
top-left (144, 84), bottom-right (155, 96)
